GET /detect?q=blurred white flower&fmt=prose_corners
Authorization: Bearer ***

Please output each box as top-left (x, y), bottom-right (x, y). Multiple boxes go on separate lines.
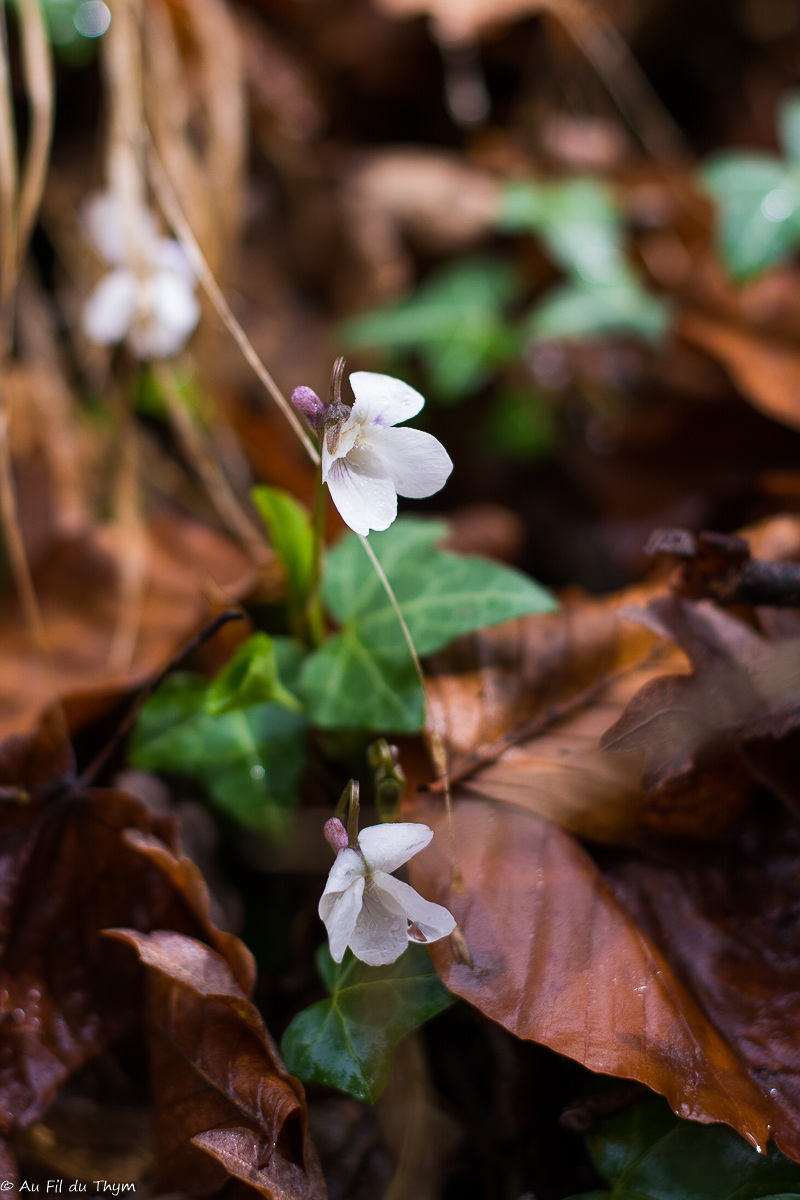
top-left (81, 192), bottom-right (200, 360)
top-left (321, 372), bottom-right (453, 536)
top-left (319, 820), bottom-right (456, 966)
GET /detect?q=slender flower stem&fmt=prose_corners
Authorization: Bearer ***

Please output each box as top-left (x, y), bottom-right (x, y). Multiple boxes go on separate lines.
top-left (145, 137), bottom-right (320, 467)
top-left (358, 533), bottom-right (464, 893)
top-left (305, 470), bottom-right (327, 647)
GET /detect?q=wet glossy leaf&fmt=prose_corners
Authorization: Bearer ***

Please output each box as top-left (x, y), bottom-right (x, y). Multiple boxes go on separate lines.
top-left (568, 1092), bottom-right (800, 1199)
top-left (130, 672), bottom-right (308, 833)
top-left (780, 92), bottom-right (800, 164)
top-left (252, 486), bottom-right (315, 614)
top-left (701, 154), bottom-right (800, 279)
top-left (281, 944), bottom-right (453, 1103)
top-left (206, 633), bottom-right (304, 715)
top-left (600, 596), bottom-right (800, 791)
top-left (108, 930), bottom-right (324, 1199)
top-left (408, 796), bottom-right (776, 1157)
top-left (300, 517), bottom-right (556, 730)
top-left (0, 711), bottom-right (293, 1191)
top-left (341, 257), bottom-right (521, 398)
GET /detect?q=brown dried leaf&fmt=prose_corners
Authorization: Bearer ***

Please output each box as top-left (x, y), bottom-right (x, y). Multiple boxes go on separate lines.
top-left (679, 311), bottom-right (800, 433)
top-left (603, 801), bottom-right (800, 1162)
top-left (0, 719), bottom-right (222, 1142)
top-left (600, 596), bottom-right (800, 791)
top-left (0, 709), bottom-right (321, 1196)
top-left (408, 796), bottom-right (776, 1151)
top-left (106, 931), bottom-right (324, 1200)
top-left (0, 510), bottom-right (256, 738)
top-left (427, 587), bottom-right (749, 844)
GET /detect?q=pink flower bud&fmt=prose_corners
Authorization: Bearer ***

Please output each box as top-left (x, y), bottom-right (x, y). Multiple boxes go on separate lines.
top-left (291, 385), bottom-right (325, 431)
top-left (324, 817), bottom-right (349, 854)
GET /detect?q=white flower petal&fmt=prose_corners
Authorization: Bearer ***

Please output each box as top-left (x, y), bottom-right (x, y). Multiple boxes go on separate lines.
top-left (82, 269), bottom-right (137, 345)
top-left (84, 192), bottom-right (159, 267)
top-left (326, 451), bottom-right (397, 535)
top-left (128, 270), bottom-right (200, 359)
top-left (369, 426), bottom-right (453, 499)
top-left (358, 823), bottom-right (433, 874)
top-left (320, 876), bottom-right (365, 963)
top-left (155, 238), bottom-right (195, 280)
top-left (373, 872), bottom-right (456, 943)
top-left (320, 847), bottom-right (365, 903)
top-left (347, 876), bottom-right (410, 966)
top-left (349, 371), bottom-right (425, 428)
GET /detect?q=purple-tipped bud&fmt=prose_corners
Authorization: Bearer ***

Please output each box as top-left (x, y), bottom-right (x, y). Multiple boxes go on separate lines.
top-left (291, 385), bottom-right (325, 431)
top-left (324, 817), bottom-right (349, 854)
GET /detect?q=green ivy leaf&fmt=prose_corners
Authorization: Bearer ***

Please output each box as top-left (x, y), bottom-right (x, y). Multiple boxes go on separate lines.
top-left (128, 671), bottom-right (307, 833)
top-left (299, 517), bottom-right (556, 730)
top-left (300, 629), bottom-right (423, 732)
top-left (701, 153), bottom-right (800, 280)
top-left (498, 179), bottom-right (670, 345)
top-left (567, 1094), bottom-right (800, 1199)
top-left (527, 275), bottom-right (671, 345)
top-left (205, 633), bottom-right (303, 715)
top-left (251, 485), bottom-right (315, 612)
top-left (499, 178), bottom-right (625, 285)
top-left (778, 90), bottom-right (800, 164)
top-left (340, 257), bottom-right (521, 400)
top-left (281, 943), bottom-right (453, 1103)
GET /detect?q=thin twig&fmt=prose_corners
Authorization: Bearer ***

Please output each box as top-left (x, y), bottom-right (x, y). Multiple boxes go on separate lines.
top-left (154, 361), bottom-right (272, 567)
top-left (145, 137), bottom-right (321, 466)
top-left (358, 533), bottom-right (464, 892)
top-left (80, 608), bottom-right (244, 786)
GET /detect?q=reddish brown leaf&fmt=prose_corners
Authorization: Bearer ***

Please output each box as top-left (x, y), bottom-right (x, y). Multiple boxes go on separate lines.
top-left (426, 588), bottom-right (749, 844)
top-left (679, 311), bottom-right (800, 433)
top-left (0, 511), bottom-right (257, 738)
top-left (106, 931), bottom-right (324, 1200)
top-left (600, 596), bottom-right (800, 790)
top-left (0, 708), bottom-right (318, 1196)
top-left (408, 796), bottom-right (776, 1151)
top-left (603, 802), bottom-right (800, 1162)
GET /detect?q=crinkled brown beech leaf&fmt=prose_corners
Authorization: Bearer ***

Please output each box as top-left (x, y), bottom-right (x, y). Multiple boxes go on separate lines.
top-left (600, 596), bottom-right (800, 793)
top-left (425, 588), bottom-right (750, 844)
top-left (0, 709), bottom-right (321, 1197)
top-left (106, 931), bottom-right (324, 1199)
top-left (408, 797), bottom-right (775, 1152)
top-left (406, 567), bottom-right (800, 1160)
top-left (0, 510), bottom-right (258, 738)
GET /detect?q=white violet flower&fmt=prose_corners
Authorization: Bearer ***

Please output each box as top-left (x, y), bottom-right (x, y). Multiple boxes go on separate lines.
top-left (81, 192), bottom-right (201, 360)
top-left (292, 371), bottom-right (453, 536)
top-left (319, 818), bottom-right (456, 966)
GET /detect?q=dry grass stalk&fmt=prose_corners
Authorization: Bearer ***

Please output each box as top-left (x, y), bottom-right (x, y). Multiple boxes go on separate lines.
top-left (107, 412), bottom-right (147, 674)
top-left (154, 361), bottom-right (272, 567)
top-left (16, 267), bottom-right (90, 536)
top-left (0, 0), bottom-right (59, 713)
